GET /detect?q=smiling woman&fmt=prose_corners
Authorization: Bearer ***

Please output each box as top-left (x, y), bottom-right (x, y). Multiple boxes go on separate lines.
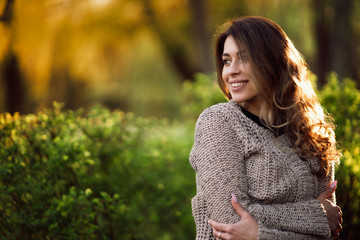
top-left (189, 16), bottom-right (343, 240)
top-left (221, 36), bottom-right (262, 116)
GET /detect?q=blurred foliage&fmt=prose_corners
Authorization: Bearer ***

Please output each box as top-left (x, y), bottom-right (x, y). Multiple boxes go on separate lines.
top-left (0, 101), bottom-right (195, 239)
top-left (319, 73), bottom-right (360, 240)
top-left (181, 73), bottom-right (226, 118)
top-left (1, 0), bottom-right (359, 117)
top-left (0, 73), bottom-right (359, 239)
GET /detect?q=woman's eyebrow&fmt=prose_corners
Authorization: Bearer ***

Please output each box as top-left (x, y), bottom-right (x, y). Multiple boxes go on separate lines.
top-left (222, 50), bottom-right (247, 57)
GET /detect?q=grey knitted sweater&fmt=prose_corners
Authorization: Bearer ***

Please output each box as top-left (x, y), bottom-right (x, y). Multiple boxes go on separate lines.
top-left (190, 100), bottom-right (334, 240)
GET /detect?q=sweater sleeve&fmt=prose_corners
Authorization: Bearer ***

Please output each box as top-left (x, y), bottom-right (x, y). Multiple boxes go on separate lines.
top-left (190, 108), bottom-right (330, 240)
top-left (257, 222), bottom-right (329, 240)
top-left (246, 163), bottom-right (335, 238)
top-left (317, 161), bottom-right (336, 203)
top-left (190, 108), bottom-right (245, 224)
top-left (247, 199), bottom-right (331, 238)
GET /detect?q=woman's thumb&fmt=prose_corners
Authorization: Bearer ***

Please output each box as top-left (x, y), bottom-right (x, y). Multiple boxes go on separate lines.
top-left (318, 180), bottom-right (337, 199)
top-left (231, 193), bottom-right (248, 217)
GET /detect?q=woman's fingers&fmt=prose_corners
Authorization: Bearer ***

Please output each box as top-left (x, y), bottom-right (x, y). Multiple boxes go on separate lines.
top-left (209, 220), bottom-right (234, 240)
top-left (231, 194), bottom-right (249, 218)
top-left (208, 219), bottom-right (228, 233)
top-left (212, 228), bottom-right (229, 240)
top-left (336, 205), bottom-right (343, 233)
top-left (316, 182), bottom-right (343, 238)
top-left (209, 196), bottom-right (258, 240)
top-left (317, 181), bottom-right (337, 200)
top-left (337, 223), bottom-right (342, 231)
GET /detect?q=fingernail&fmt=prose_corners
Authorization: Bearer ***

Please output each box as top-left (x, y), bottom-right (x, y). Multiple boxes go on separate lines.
top-left (330, 180), bottom-right (337, 189)
top-left (231, 193), bottom-right (238, 202)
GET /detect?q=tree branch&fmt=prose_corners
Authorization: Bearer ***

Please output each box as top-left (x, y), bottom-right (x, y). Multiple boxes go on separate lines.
top-left (0, 0), bottom-right (15, 23)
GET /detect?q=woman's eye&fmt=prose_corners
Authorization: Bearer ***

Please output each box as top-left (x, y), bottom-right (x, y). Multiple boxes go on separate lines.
top-left (240, 55), bottom-right (249, 62)
top-left (223, 59), bottom-right (231, 65)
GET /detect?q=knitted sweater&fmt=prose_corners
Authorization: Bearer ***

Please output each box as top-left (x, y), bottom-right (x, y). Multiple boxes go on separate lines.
top-left (190, 100), bottom-right (335, 240)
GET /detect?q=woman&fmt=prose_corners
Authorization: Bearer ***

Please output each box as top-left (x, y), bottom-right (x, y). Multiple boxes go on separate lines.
top-left (189, 16), bottom-right (343, 240)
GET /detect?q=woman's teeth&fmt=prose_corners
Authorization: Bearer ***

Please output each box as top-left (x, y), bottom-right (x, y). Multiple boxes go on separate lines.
top-left (231, 82), bottom-right (246, 87)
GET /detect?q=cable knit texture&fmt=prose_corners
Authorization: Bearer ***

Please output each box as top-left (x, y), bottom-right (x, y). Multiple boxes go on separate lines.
top-left (190, 100), bottom-right (335, 240)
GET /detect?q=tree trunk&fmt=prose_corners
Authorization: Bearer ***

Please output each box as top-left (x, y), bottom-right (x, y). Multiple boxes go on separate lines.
top-left (312, 0), bottom-right (358, 86)
top-left (0, 0), bottom-right (14, 22)
top-left (3, 51), bottom-right (26, 113)
top-left (312, 0), bottom-right (332, 87)
top-left (333, 0), bottom-right (353, 81)
top-left (188, 0), bottom-right (213, 73)
top-left (1, 0), bottom-right (27, 113)
top-left (142, 0), bottom-right (212, 81)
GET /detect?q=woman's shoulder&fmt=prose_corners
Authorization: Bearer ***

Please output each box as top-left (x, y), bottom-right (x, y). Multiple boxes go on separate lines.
top-left (197, 100), bottom-right (244, 123)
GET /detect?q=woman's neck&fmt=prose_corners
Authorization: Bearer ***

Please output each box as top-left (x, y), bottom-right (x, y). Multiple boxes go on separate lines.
top-left (240, 102), bottom-right (261, 117)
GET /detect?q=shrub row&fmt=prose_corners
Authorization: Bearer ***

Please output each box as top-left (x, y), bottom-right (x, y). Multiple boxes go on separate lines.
top-left (0, 102), bottom-right (195, 239)
top-left (0, 73), bottom-right (359, 239)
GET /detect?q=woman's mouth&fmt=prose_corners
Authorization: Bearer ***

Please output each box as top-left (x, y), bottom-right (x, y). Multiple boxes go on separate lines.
top-left (230, 80), bottom-right (248, 91)
top-left (230, 82), bottom-right (246, 87)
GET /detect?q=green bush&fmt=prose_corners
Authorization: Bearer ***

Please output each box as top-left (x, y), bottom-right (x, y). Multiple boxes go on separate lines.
top-left (0, 73), bottom-right (359, 239)
top-left (0, 102), bottom-right (195, 239)
top-left (184, 73), bottom-right (360, 239)
top-left (318, 73), bottom-right (360, 240)
top-left (181, 73), bottom-right (226, 118)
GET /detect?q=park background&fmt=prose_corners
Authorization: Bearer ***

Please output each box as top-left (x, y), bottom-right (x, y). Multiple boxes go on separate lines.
top-left (0, 0), bottom-right (360, 239)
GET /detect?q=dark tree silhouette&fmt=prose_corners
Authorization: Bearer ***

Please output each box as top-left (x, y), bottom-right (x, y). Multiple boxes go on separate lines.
top-left (1, 0), bottom-right (27, 113)
top-left (141, 0), bottom-right (213, 81)
top-left (313, 0), bottom-right (358, 87)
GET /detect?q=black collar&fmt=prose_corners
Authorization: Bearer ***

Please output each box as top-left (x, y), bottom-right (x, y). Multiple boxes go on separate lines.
top-left (240, 107), bottom-right (268, 130)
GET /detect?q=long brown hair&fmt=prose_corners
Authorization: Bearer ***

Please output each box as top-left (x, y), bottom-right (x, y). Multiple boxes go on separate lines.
top-left (215, 16), bottom-right (340, 176)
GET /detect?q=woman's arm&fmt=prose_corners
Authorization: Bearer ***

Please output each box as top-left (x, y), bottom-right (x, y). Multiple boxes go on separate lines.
top-left (208, 177), bottom-right (341, 240)
top-left (190, 108), bottom-right (247, 224)
top-left (246, 199), bottom-right (330, 237)
top-left (316, 162), bottom-right (343, 238)
top-left (318, 161), bottom-right (336, 203)
top-left (239, 158), bottom-right (335, 236)
top-left (244, 163), bottom-right (341, 238)
top-left (209, 195), bottom-right (327, 240)
top-left (191, 108), bottom-right (331, 239)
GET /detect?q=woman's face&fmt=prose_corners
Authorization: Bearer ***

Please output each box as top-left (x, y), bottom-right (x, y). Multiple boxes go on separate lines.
top-left (222, 36), bottom-right (264, 116)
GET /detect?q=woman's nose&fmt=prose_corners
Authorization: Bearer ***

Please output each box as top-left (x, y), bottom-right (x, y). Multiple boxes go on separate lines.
top-left (229, 61), bottom-right (242, 75)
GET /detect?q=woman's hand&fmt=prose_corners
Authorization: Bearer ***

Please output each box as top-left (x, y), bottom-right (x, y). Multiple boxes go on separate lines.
top-left (208, 194), bottom-right (258, 240)
top-left (316, 181), bottom-right (343, 239)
